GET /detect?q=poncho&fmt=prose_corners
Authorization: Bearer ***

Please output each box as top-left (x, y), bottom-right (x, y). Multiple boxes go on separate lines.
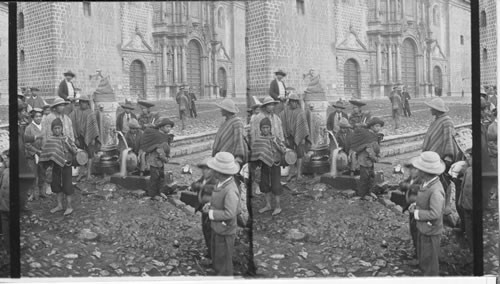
top-left (422, 114), bottom-right (460, 161)
top-left (349, 128), bottom-right (380, 154)
top-left (140, 128), bottom-right (172, 153)
top-left (279, 106), bottom-right (310, 146)
top-left (69, 108), bottom-right (100, 146)
top-left (39, 136), bottom-right (74, 167)
top-left (250, 136), bottom-right (286, 167)
top-left (212, 115), bottom-right (248, 161)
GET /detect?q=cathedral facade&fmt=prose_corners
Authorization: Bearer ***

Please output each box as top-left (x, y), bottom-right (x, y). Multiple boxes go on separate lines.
top-left (17, 2), bottom-right (246, 101)
top-left (246, 0), bottom-right (471, 100)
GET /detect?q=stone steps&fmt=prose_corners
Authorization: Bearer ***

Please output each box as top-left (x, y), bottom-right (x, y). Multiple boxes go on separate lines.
top-left (380, 140), bottom-right (423, 158)
top-left (170, 140), bottom-right (213, 158)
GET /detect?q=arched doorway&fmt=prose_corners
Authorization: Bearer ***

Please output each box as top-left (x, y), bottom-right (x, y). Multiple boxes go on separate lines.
top-left (433, 66), bottom-right (443, 96)
top-left (344, 59), bottom-right (360, 99)
top-left (187, 40), bottom-right (203, 98)
top-left (130, 60), bottom-right (146, 99)
top-left (401, 38), bottom-right (417, 96)
top-left (217, 67), bottom-right (227, 98)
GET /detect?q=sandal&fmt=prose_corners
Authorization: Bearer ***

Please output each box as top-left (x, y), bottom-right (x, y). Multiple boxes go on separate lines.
top-left (63, 208), bottom-right (74, 216)
top-left (271, 208), bottom-right (282, 216)
top-left (50, 206), bottom-right (64, 214)
top-left (258, 206), bottom-right (272, 214)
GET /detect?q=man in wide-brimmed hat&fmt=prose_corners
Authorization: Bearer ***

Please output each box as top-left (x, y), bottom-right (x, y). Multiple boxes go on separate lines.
top-left (137, 100), bottom-right (158, 130)
top-left (348, 99), bottom-right (371, 129)
top-left (212, 98), bottom-right (247, 165)
top-left (139, 117), bottom-right (174, 198)
top-left (201, 152), bottom-right (241, 276)
top-left (334, 117), bottom-right (353, 151)
top-left (327, 100), bottom-right (348, 134)
top-left (422, 98), bottom-right (460, 169)
top-left (26, 87), bottom-right (47, 110)
top-left (401, 85), bottom-right (412, 117)
top-left (269, 69), bottom-right (287, 101)
top-left (69, 94), bottom-right (100, 179)
top-left (250, 96), bottom-right (284, 146)
top-left (41, 97), bottom-right (74, 144)
top-left (279, 93), bottom-right (310, 181)
top-left (58, 70), bottom-right (77, 101)
top-left (407, 151), bottom-right (446, 276)
top-left (116, 100), bottom-right (137, 135)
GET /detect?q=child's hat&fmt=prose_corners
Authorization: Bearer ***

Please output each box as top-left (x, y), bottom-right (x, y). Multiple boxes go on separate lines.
top-left (51, 118), bottom-right (63, 129)
top-left (260, 117), bottom-right (271, 128)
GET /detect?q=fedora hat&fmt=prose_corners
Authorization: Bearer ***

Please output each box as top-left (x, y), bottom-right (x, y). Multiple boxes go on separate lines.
top-left (63, 70), bottom-right (76, 77)
top-left (78, 94), bottom-right (91, 102)
top-left (338, 117), bottom-right (352, 128)
top-left (411, 151), bottom-right (446, 175)
top-left (332, 100), bottom-right (345, 109)
top-left (128, 118), bottom-right (141, 129)
top-left (207, 152), bottom-right (240, 175)
top-left (51, 97), bottom-right (69, 108)
top-left (366, 117), bottom-right (384, 128)
top-left (275, 69), bottom-right (286, 76)
top-left (349, 99), bottom-right (366, 107)
top-left (120, 101), bottom-right (135, 110)
top-left (261, 96), bottom-right (279, 107)
top-left (138, 100), bottom-right (155, 108)
top-left (424, 98), bottom-right (449, 113)
top-left (216, 98), bottom-right (239, 114)
top-left (288, 94), bottom-right (300, 101)
top-left (155, 117), bottom-right (175, 128)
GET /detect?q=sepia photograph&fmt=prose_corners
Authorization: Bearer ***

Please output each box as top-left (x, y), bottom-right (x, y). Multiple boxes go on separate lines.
top-left (4, 0), bottom-right (500, 280)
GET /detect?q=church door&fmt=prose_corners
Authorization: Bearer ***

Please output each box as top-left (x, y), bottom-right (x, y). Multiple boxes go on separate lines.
top-left (130, 60), bottom-right (146, 99)
top-left (187, 40), bottom-right (203, 98)
top-left (344, 59), bottom-right (360, 99)
top-left (401, 38), bottom-right (417, 97)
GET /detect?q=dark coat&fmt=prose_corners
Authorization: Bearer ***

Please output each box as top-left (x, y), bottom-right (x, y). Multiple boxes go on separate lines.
top-left (116, 112), bottom-right (137, 132)
top-left (269, 79), bottom-right (286, 101)
top-left (326, 111), bottom-right (348, 132)
top-left (58, 79), bottom-right (76, 101)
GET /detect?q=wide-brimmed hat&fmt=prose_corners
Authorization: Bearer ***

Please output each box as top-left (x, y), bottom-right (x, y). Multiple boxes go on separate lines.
top-left (288, 94), bottom-right (300, 101)
top-left (42, 105), bottom-right (51, 110)
top-left (366, 117), bottom-right (384, 128)
top-left (51, 97), bottom-right (70, 108)
top-left (128, 119), bottom-right (141, 129)
top-left (78, 94), bottom-right (91, 102)
top-left (138, 100), bottom-right (155, 108)
top-left (424, 98), bottom-right (449, 113)
top-left (339, 117), bottom-right (352, 128)
top-left (275, 69), bottom-right (286, 77)
top-left (30, 107), bottom-right (43, 114)
top-left (63, 70), bottom-right (76, 77)
top-left (216, 98), bottom-right (239, 114)
top-left (155, 117), bottom-right (175, 128)
top-left (261, 96), bottom-right (279, 107)
top-left (349, 100), bottom-right (366, 107)
top-left (197, 157), bottom-right (211, 169)
top-left (120, 101), bottom-right (135, 110)
top-left (332, 100), bottom-right (345, 109)
top-left (411, 151), bottom-right (446, 175)
top-left (207, 152), bottom-right (240, 175)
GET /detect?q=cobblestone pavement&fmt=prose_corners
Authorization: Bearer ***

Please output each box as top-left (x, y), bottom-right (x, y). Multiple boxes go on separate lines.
top-left (483, 199), bottom-right (499, 276)
top-left (252, 151), bottom-right (474, 278)
top-left (0, 220), bottom-right (9, 277)
top-left (20, 150), bottom-right (251, 277)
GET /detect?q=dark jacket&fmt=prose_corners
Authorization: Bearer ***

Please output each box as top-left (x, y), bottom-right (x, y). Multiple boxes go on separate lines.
top-left (327, 111), bottom-right (348, 132)
top-left (191, 176), bottom-right (217, 209)
top-left (116, 112), bottom-right (137, 132)
top-left (58, 79), bottom-right (76, 101)
top-left (415, 177), bottom-right (445, 235)
top-left (269, 79), bottom-right (286, 101)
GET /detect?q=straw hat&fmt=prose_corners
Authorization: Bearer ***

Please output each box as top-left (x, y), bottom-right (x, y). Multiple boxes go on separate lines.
top-left (261, 96), bottom-right (279, 107)
top-left (338, 117), bottom-right (352, 128)
top-left (63, 70), bottom-right (76, 77)
top-left (128, 119), bottom-right (141, 129)
top-left (424, 98), bottom-right (449, 113)
top-left (78, 94), bottom-right (91, 102)
top-left (120, 100), bottom-right (135, 110)
top-left (274, 69), bottom-right (287, 76)
top-left (216, 98), bottom-right (239, 114)
top-left (30, 107), bottom-right (43, 114)
top-left (349, 100), bottom-right (366, 107)
top-left (138, 100), bottom-right (155, 108)
top-left (207, 152), bottom-right (240, 175)
top-left (411, 151), bottom-right (446, 175)
top-left (288, 94), bottom-right (300, 101)
top-left (366, 117), bottom-right (384, 128)
top-left (51, 97), bottom-right (70, 108)
top-left (332, 100), bottom-right (345, 109)
top-left (155, 117), bottom-right (175, 128)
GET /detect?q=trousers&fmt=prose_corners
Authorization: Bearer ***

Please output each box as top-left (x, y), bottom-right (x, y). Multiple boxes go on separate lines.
top-left (190, 102), bottom-right (197, 118)
top-left (211, 232), bottom-right (235, 276)
top-left (148, 166), bottom-right (164, 197)
top-left (417, 232), bottom-right (441, 276)
top-left (403, 101), bottom-right (412, 117)
top-left (359, 166), bottom-right (374, 197)
top-left (201, 213), bottom-right (212, 258)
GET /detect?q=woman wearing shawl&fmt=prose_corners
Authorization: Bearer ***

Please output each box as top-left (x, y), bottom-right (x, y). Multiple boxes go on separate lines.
top-left (40, 118), bottom-right (78, 216)
top-left (24, 108), bottom-right (45, 200)
top-left (251, 117), bottom-right (287, 216)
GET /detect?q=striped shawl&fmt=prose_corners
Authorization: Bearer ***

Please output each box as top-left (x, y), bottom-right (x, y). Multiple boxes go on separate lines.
top-left (39, 136), bottom-right (76, 167)
top-left (279, 106), bottom-right (310, 146)
top-left (250, 135), bottom-right (286, 167)
top-left (212, 115), bottom-right (248, 161)
top-left (69, 108), bottom-right (100, 146)
top-left (250, 112), bottom-right (284, 145)
top-left (422, 114), bottom-right (460, 161)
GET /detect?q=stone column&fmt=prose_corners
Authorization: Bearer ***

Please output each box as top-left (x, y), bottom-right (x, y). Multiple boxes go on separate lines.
top-left (376, 42), bottom-right (382, 82)
top-left (388, 43), bottom-right (393, 83)
top-left (160, 2), bottom-right (164, 22)
top-left (386, 0), bottom-right (390, 22)
top-left (172, 2), bottom-right (176, 23)
top-left (401, 0), bottom-right (405, 18)
top-left (375, 0), bottom-right (380, 21)
top-left (186, 2), bottom-right (190, 21)
top-left (396, 43), bottom-right (402, 83)
top-left (162, 42), bottom-right (167, 84)
top-left (173, 45), bottom-right (178, 84)
top-left (207, 48), bottom-right (213, 98)
top-left (181, 45), bottom-right (187, 84)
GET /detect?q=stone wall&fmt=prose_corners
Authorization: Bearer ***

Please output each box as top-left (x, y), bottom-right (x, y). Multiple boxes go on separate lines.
top-left (0, 3), bottom-right (8, 105)
top-left (246, 0), bottom-right (337, 101)
top-left (479, 0), bottom-right (497, 87)
top-left (231, 2), bottom-right (247, 98)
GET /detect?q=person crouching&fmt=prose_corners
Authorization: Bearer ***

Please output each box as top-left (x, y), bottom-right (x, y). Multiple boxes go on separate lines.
top-left (250, 117), bottom-right (287, 216)
top-left (408, 151), bottom-right (446, 276)
top-left (191, 158), bottom-right (217, 260)
top-left (39, 118), bottom-right (78, 216)
top-left (202, 152), bottom-right (241, 276)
